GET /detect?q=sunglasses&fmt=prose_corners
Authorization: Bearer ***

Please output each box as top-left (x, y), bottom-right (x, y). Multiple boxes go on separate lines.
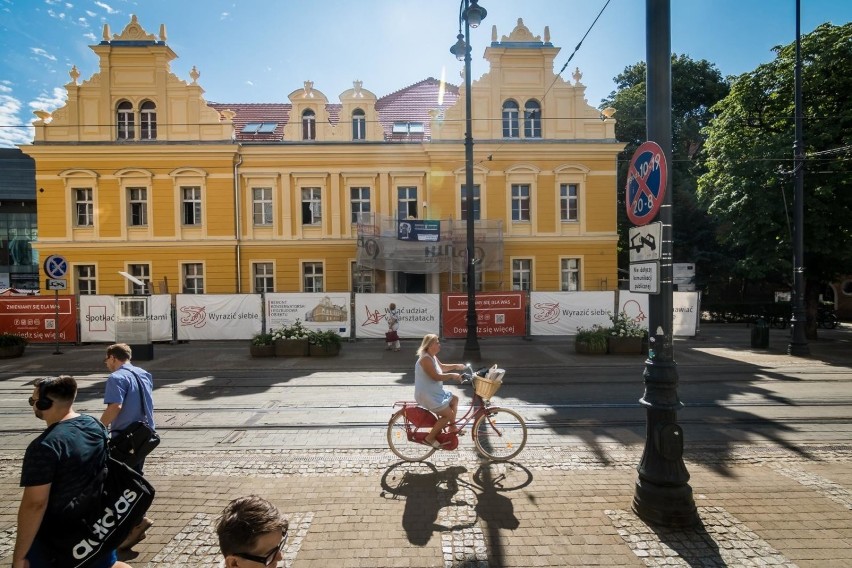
top-left (232, 528), bottom-right (288, 566)
top-left (28, 396), bottom-right (51, 407)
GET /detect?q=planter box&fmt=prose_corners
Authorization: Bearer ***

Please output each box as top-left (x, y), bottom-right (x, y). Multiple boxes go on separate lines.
top-left (274, 338), bottom-right (310, 357)
top-left (249, 344), bottom-right (275, 358)
top-left (607, 336), bottom-right (643, 354)
top-left (0, 344), bottom-right (26, 358)
top-left (575, 340), bottom-right (607, 355)
top-left (309, 343), bottom-right (341, 357)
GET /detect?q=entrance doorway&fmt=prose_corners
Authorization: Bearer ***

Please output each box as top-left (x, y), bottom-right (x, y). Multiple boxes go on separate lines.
top-left (397, 272), bottom-right (426, 293)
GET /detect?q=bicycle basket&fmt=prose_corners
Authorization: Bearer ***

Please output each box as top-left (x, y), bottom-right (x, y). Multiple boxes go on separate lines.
top-left (473, 375), bottom-right (502, 400)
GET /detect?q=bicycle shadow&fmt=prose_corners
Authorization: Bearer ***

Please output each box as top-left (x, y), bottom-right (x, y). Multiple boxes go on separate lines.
top-left (379, 460), bottom-right (531, 556)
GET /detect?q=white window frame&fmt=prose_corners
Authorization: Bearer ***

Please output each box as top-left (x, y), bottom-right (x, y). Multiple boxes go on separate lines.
top-left (182, 186), bottom-right (202, 226)
top-left (302, 109), bottom-right (316, 140)
top-left (75, 188), bottom-right (94, 227)
top-left (127, 263), bottom-right (150, 294)
top-left (301, 187), bottom-right (322, 225)
top-left (397, 186), bottom-right (418, 219)
top-left (252, 187), bottom-right (273, 226)
top-left (76, 264), bottom-right (97, 295)
top-left (302, 261), bottom-right (324, 292)
top-left (350, 187), bottom-right (371, 224)
top-left (140, 101), bottom-right (157, 140)
top-left (461, 184), bottom-right (481, 221)
top-left (253, 262), bottom-right (274, 294)
top-left (511, 184), bottom-right (530, 222)
top-left (352, 109), bottom-right (366, 140)
top-left (512, 258), bottom-right (532, 291)
top-left (560, 183), bottom-right (578, 222)
top-left (128, 187), bottom-right (148, 226)
top-left (502, 100), bottom-right (519, 138)
top-left (116, 101), bottom-right (134, 140)
top-left (351, 261), bottom-right (374, 293)
top-left (561, 258), bottom-right (581, 291)
top-left (182, 263), bottom-right (204, 294)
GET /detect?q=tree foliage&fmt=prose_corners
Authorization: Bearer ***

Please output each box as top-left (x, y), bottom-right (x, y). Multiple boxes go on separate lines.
top-left (600, 55), bottom-right (730, 286)
top-left (698, 23), bottom-right (852, 308)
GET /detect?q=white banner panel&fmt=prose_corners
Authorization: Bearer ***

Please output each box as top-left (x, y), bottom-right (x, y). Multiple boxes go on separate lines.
top-left (617, 291), bottom-right (651, 332)
top-left (530, 292), bottom-right (615, 335)
top-left (176, 294), bottom-right (261, 340)
top-left (673, 291), bottom-right (700, 337)
top-left (353, 293), bottom-right (440, 339)
top-left (79, 295), bottom-right (172, 342)
top-left (265, 293), bottom-right (350, 335)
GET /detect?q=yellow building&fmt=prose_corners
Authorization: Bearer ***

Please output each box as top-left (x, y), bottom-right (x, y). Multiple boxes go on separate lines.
top-left (24, 15), bottom-right (621, 296)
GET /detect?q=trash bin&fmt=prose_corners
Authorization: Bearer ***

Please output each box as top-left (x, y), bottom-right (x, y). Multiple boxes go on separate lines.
top-left (751, 318), bottom-right (769, 349)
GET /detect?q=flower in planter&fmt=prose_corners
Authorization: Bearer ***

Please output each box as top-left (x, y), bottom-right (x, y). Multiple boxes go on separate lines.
top-left (575, 325), bottom-right (608, 351)
top-left (606, 311), bottom-right (645, 338)
top-left (251, 332), bottom-right (274, 346)
top-left (271, 319), bottom-right (308, 340)
top-left (307, 329), bottom-right (342, 348)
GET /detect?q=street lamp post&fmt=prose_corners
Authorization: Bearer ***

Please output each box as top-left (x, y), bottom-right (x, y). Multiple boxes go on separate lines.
top-left (451, 0), bottom-right (486, 361)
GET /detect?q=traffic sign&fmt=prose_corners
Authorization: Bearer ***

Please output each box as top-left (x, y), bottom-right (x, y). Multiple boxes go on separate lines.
top-left (626, 141), bottom-right (667, 226)
top-left (46, 278), bottom-right (67, 290)
top-left (629, 262), bottom-right (659, 294)
top-left (628, 222), bottom-right (661, 262)
top-left (43, 255), bottom-right (69, 279)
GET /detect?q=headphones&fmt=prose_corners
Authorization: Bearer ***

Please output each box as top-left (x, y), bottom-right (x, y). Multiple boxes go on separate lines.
top-left (35, 379), bottom-right (54, 411)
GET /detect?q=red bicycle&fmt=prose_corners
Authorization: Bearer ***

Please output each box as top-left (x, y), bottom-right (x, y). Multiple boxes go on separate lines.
top-left (387, 365), bottom-right (528, 462)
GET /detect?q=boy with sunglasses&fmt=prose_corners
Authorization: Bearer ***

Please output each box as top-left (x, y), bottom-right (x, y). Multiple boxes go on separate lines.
top-left (215, 495), bottom-right (289, 567)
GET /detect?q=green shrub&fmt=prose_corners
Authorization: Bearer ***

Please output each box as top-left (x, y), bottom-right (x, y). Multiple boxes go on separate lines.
top-left (307, 329), bottom-right (342, 347)
top-left (271, 319), bottom-right (308, 340)
top-left (251, 332), bottom-right (274, 346)
top-left (575, 325), bottom-right (608, 350)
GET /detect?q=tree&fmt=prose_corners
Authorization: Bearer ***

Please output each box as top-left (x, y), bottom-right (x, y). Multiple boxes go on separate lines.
top-left (601, 55), bottom-right (731, 289)
top-left (698, 23), bottom-right (852, 335)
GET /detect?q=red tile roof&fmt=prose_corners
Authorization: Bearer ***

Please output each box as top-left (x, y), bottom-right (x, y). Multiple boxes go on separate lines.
top-left (209, 77), bottom-right (459, 142)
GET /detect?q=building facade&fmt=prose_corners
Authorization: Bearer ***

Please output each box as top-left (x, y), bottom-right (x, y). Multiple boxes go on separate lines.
top-left (0, 148), bottom-right (38, 291)
top-left (24, 15), bottom-right (621, 297)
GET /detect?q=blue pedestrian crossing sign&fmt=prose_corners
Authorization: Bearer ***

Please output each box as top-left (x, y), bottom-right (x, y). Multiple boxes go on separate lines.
top-left (43, 255), bottom-right (69, 279)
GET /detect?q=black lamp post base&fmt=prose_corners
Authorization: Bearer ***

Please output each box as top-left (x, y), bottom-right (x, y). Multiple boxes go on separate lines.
top-left (632, 478), bottom-right (699, 528)
top-left (463, 343), bottom-right (482, 362)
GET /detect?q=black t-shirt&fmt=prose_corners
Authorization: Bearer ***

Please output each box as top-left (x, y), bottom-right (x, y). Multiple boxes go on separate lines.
top-left (20, 414), bottom-right (108, 523)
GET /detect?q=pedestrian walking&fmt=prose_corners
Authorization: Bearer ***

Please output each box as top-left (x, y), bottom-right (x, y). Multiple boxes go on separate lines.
top-left (215, 495), bottom-right (289, 568)
top-left (386, 302), bottom-right (401, 351)
top-left (13, 375), bottom-right (132, 568)
top-left (101, 343), bottom-right (155, 551)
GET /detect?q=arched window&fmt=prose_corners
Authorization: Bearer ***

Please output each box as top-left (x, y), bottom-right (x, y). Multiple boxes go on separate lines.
top-left (116, 101), bottom-right (134, 140)
top-left (302, 109), bottom-right (316, 140)
top-left (140, 100), bottom-right (157, 140)
top-left (352, 109), bottom-right (366, 140)
top-left (502, 100), bottom-right (519, 138)
top-left (524, 100), bottom-right (541, 138)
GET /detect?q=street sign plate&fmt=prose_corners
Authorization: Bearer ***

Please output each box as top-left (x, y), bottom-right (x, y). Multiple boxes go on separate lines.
top-left (46, 278), bottom-right (67, 290)
top-left (43, 255), bottom-right (69, 279)
top-left (628, 222), bottom-right (661, 262)
top-left (629, 262), bottom-right (659, 294)
top-left (626, 141), bottom-right (667, 226)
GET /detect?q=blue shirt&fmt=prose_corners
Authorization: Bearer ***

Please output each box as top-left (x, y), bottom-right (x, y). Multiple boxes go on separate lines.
top-left (103, 362), bottom-right (155, 434)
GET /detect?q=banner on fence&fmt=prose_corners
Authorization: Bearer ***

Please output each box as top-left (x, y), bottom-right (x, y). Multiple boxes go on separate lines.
top-left (530, 292), bottom-right (615, 335)
top-left (176, 294), bottom-right (262, 340)
top-left (353, 293), bottom-right (440, 339)
top-left (79, 295), bottom-right (173, 342)
top-left (265, 293), bottom-right (350, 335)
top-left (442, 292), bottom-right (526, 338)
top-left (0, 296), bottom-right (78, 343)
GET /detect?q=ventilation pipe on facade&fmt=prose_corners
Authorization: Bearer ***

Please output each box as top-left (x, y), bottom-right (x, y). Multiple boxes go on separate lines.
top-left (233, 148), bottom-right (243, 292)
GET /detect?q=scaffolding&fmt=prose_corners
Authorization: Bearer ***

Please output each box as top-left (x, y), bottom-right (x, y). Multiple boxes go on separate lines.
top-left (355, 213), bottom-right (503, 290)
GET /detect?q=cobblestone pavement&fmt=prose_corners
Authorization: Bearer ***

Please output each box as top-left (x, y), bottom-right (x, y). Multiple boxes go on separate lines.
top-left (0, 441), bottom-right (850, 567)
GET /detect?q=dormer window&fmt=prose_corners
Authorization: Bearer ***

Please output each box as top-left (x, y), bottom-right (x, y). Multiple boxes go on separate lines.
top-left (302, 109), bottom-right (316, 140)
top-left (241, 122), bottom-right (278, 134)
top-left (391, 121), bottom-right (424, 134)
top-left (502, 100), bottom-right (519, 138)
top-left (140, 101), bottom-right (157, 140)
top-left (117, 101), bottom-right (134, 140)
top-left (352, 109), bottom-right (366, 140)
top-left (524, 100), bottom-right (541, 138)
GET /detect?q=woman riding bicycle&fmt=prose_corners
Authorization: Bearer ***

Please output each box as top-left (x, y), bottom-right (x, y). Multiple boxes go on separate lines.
top-left (414, 334), bottom-right (466, 448)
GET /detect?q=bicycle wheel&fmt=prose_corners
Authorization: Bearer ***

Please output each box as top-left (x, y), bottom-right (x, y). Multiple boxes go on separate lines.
top-left (387, 409), bottom-right (437, 462)
top-left (473, 407), bottom-right (527, 461)
top-left (822, 314), bottom-right (839, 329)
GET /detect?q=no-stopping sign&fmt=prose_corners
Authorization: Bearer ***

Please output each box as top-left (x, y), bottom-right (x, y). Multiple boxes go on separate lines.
top-left (625, 141), bottom-right (667, 226)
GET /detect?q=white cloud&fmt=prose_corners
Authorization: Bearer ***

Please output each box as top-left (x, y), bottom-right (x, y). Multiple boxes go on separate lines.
top-left (220, 12), bottom-right (230, 20)
top-left (30, 47), bottom-right (58, 62)
top-left (0, 86), bottom-right (34, 147)
top-left (94, 1), bottom-right (117, 14)
top-left (84, 32), bottom-right (96, 42)
top-left (30, 87), bottom-right (67, 113)
top-left (47, 9), bottom-right (66, 19)
top-left (66, 2), bottom-right (74, 7)
top-left (245, 81), bottom-right (254, 86)
top-left (85, 10), bottom-right (96, 17)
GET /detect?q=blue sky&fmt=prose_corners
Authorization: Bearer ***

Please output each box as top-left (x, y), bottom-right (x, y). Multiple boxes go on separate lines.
top-left (1, 0), bottom-right (850, 147)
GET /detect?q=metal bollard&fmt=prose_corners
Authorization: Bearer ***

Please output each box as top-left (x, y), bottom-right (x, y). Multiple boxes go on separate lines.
top-left (751, 317), bottom-right (769, 349)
